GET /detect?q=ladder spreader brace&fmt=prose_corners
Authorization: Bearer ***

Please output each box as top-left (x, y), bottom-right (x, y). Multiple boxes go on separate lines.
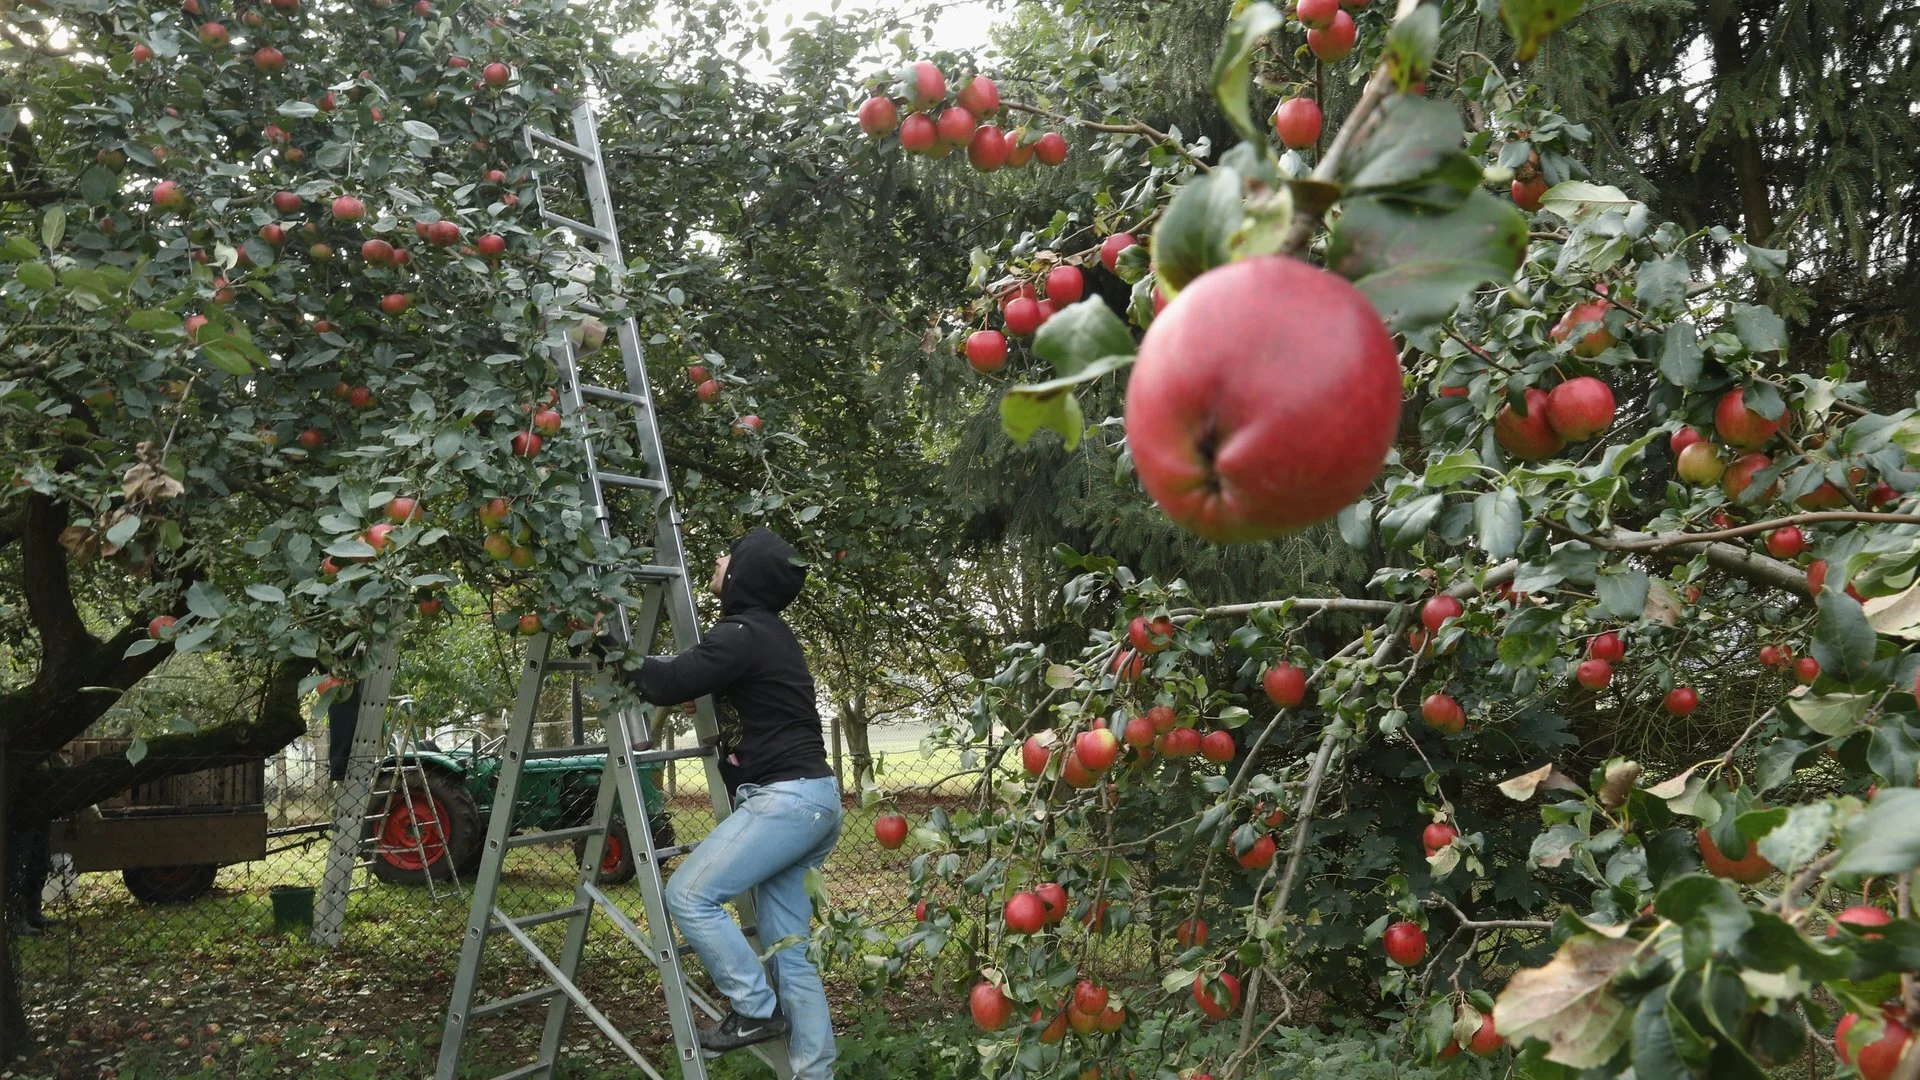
top-left (431, 100), bottom-right (794, 1080)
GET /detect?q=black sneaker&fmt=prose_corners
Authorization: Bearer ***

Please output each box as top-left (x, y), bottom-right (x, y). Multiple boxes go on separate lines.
top-left (697, 1008), bottom-right (789, 1056)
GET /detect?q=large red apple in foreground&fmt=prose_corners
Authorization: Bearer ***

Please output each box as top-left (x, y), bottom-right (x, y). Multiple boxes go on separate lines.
top-left (1494, 388), bottom-right (1563, 460)
top-left (1382, 921), bottom-right (1426, 966)
top-left (969, 982), bottom-right (1012, 1031)
top-left (1124, 257), bottom-right (1400, 543)
top-left (873, 813), bottom-right (908, 849)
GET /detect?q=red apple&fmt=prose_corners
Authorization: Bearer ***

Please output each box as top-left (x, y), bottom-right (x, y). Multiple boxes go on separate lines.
top-left (1020, 736), bottom-right (1051, 777)
top-left (132, 42), bottom-right (155, 62)
top-left (1550, 300), bottom-right (1614, 357)
top-left (147, 615), bottom-right (177, 638)
top-left (482, 62), bottom-right (510, 87)
top-left (1036, 882), bottom-right (1067, 924)
top-left (1588, 631), bottom-right (1625, 662)
top-left (1495, 388), bottom-right (1564, 460)
top-left (1545, 376), bottom-right (1615, 440)
top-left (935, 106), bottom-right (976, 146)
top-left (1272, 97), bottom-right (1322, 150)
top-left (1034, 131), bottom-right (1068, 166)
top-left (482, 533), bottom-right (512, 561)
top-left (966, 330), bottom-right (1007, 372)
top-left (380, 293), bottom-right (410, 316)
top-left (1148, 704), bottom-right (1178, 733)
top-left (856, 95), bottom-right (899, 136)
top-left (1836, 1010), bottom-right (1911, 1080)
top-left (510, 431), bottom-right (542, 457)
top-left (696, 379), bottom-right (721, 403)
top-left (1296, 0), bottom-right (1338, 27)
top-left (1421, 822), bottom-right (1458, 855)
top-left (873, 813), bottom-right (908, 849)
top-left (1714, 387), bottom-right (1784, 449)
top-left (903, 60), bottom-right (945, 110)
top-left (1264, 663), bottom-right (1307, 707)
top-left (1306, 10), bottom-right (1356, 61)
top-left (1075, 728), bottom-right (1121, 773)
top-left (1128, 615), bottom-right (1174, 654)
top-left (1004, 892), bottom-right (1047, 935)
top-left (1199, 730), bottom-right (1236, 763)
top-left (1158, 727), bottom-right (1201, 758)
top-left (1676, 441), bottom-right (1726, 484)
top-left (477, 498), bottom-right (510, 527)
top-left (1100, 233), bottom-right (1138, 275)
top-left (1795, 656), bottom-right (1820, 685)
top-left (1670, 426), bottom-right (1705, 454)
top-left (731, 415), bottom-right (762, 438)
top-left (150, 180), bottom-right (187, 211)
top-left (365, 522), bottom-right (395, 552)
top-left (1382, 921), bottom-right (1426, 966)
top-left (385, 496), bottom-right (418, 523)
top-left (360, 239), bottom-right (394, 265)
top-left (477, 233), bottom-right (506, 258)
top-left (1759, 644), bottom-right (1788, 670)
top-left (968, 982), bottom-right (1012, 1032)
top-left (1124, 256), bottom-right (1399, 541)
top-left (1663, 687), bottom-right (1699, 716)
top-left (297, 428), bottom-right (324, 449)
top-left (898, 112), bottom-right (937, 153)
top-left (427, 220), bottom-right (460, 246)
top-left (1046, 265), bottom-right (1085, 305)
top-left (331, 195), bottom-right (365, 222)
top-left (1421, 595), bottom-right (1463, 631)
top-left (1575, 659), bottom-right (1613, 690)
top-left (1511, 175), bottom-right (1549, 210)
top-left (531, 407), bottom-right (563, 436)
top-left (955, 75), bottom-right (999, 116)
top-left (253, 46), bottom-right (284, 73)
top-left (197, 21), bottom-right (228, 45)
top-left (1421, 693), bottom-right (1464, 734)
top-left (1467, 1012), bottom-right (1502, 1055)
top-left (966, 125), bottom-right (1008, 170)
top-left (1765, 525), bottom-right (1805, 558)
top-left (417, 597), bottom-right (443, 617)
top-left (1829, 905), bottom-right (1892, 939)
top-left (1175, 917), bottom-right (1208, 948)
top-left (1192, 973), bottom-right (1240, 1020)
top-left (1722, 452), bottom-right (1778, 503)
top-left (1696, 826), bottom-right (1774, 883)
top-left (1237, 833), bottom-right (1276, 870)
top-left (1003, 297), bottom-right (1043, 336)
top-left (348, 386), bottom-right (373, 408)
top-left (1109, 649), bottom-right (1144, 681)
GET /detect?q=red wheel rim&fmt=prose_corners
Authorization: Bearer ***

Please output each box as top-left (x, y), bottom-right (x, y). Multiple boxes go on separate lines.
top-left (377, 791), bottom-right (451, 871)
top-left (599, 833), bottom-right (625, 876)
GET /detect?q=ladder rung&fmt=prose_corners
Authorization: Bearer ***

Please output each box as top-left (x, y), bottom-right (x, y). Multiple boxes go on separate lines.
top-left (542, 658), bottom-right (598, 672)
top-left (526, 127), bottom-right (594, 161)
top-left (595, 470), bottom-right (667, 492)
top-left (638, 744), bottom-right (717, 765)
top-left (489, 904), bottom-right (590, 935)
top-left (505, 824), bottom-right (600, 848)
top-left (540, 208), bottom-right (612, 244)
top-left (489, 1060), bottom-right (554, 1080)
top-left (581, 384), bottom-right (647, 407)
top-left (524, 742), bottom-right (607, 759)
top-left (652, 843), bottom-right (695, 861)
top-left (625, 564), bottom-right (684, 581)
top-left (469, 984), bottom-right (559, 1020)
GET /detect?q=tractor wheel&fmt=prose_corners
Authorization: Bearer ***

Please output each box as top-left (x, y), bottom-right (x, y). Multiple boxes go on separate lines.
top-left (572, 817), bottom-right (637, 885)
top-left (123, 864), bottom-right (218, 904)
top-left (364, 769), bottom-right (481, 886)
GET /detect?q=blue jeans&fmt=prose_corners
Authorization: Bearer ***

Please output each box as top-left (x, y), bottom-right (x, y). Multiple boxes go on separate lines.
top-left (665, 775), bottom-right (843, 1079)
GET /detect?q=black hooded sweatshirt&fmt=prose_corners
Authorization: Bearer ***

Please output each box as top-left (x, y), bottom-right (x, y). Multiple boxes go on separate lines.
top-left (626, 527), bottom-right (831, 789)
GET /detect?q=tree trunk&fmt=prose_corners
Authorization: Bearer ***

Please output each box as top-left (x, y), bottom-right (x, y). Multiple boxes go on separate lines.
top-left (1707, 10), bottom-right (1775, 244)
top-left (840, 694), bottom-right (874, 790)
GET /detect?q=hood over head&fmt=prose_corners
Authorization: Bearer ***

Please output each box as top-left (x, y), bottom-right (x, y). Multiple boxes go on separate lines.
top-left (720, 526), bottom-right (806, 615)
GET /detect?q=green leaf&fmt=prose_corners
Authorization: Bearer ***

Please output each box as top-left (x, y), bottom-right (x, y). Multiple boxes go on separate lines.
top-left (79, 165), bottom-right (116, 205)
top-left (1474, 488), bottom-right (1522, 559)
top-left (1340, 96), bottom-right (1468, 195)
top-left (1152, 168), bottom-right (1242, 297)
top-left (277, 100), bottom-right (320, 118)
top-left (125, 308), bottom-right (182, 332)
top-left (40, 205), bottom-right (66, 250)
top-left (1594, 565), bottom-right (1648, 619)
top-left (1833, 788), bottom-right (1920, 876)
top-left (103, 514), bottom-right (142, 549)
top-left (1031, 298), bottom-right (1137, 378)
top-left (1634, 255), bottom-right (1689, 313)
top-left (126, 737), bottom-right (148, 765)
top-left (1658, 320), bottom-right (1702, 387)
top-left (1499, 0), bottom-right (1588, 62)
top-left (15, 261), bottom-right (55, 289)
top-left (1730, 304), bottom-right (1786, 355)
top-left (1753, 738), bottom-right (1809, 793)
top-left (401, 120), bottom-right (440, 141)
top-left (1336, 500), bottom-right (1373, 551)
top-left (1382, 5), bottom-right (1441, 90)
top-left (1498, 605), bottom-right (1561, 668)
top-left (3, 235), bottom-right (37, 260)
top-left (1655, 874), bottom-right (1752, 951)
top-left (1867, 723), bottom-right (1920, 789)
top-left (185, 581), bottom-right (229, 619)
top-left (1786, 693), bottom-right (1870, 737)
top-left (1630, 986), bottom-right (1693, 1079)
top-left (1325, 190), bottom-right (1529, 331)
top-left (1423, 449), bottom-right (1483, 486)
top-left (200, 340), bottom-right (254, 376)
top-left (1207, 3), bottom-right (1285, 144)
top-left (1494, 934), bottom-right (1637, 1067)
top-left (1734, 912), bottom-right (1850, 981)
top-left (1755, 802), bottom-right (1833, 872)
top-left (1811, 590), bottom-right (1875, 679)
top-left (1001, 382), bottom-right (1086, 450)
top-left (1380, 493), bottom-right (1444, 548)
top-left (245, 583), bottom-right (287, 603)
top-left (1538, 181), bottom-right (1635, 222)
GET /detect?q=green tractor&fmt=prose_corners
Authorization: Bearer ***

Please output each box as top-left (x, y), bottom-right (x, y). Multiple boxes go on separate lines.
top-left (362, 727), bottom-right (674, 887)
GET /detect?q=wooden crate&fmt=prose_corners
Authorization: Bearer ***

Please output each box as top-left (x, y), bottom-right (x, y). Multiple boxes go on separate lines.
top-left (65, 739), bottom-right (265, 811)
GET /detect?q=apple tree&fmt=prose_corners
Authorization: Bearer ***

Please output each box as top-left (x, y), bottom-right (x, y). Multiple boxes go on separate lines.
top-left (837, 2), bottom-right (1920, 1078)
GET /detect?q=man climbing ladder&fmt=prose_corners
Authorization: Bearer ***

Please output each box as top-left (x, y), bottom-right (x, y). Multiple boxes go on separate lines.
top-left (610, 526), bottom-right (842, 1076)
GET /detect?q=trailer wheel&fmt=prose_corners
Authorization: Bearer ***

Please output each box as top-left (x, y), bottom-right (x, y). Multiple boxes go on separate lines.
top-left (572, 817), bottom-right (638, 885)
top-left (123, 864), bottom-right (218, 904)
top-left (364, 769), bottom-right (481, 885)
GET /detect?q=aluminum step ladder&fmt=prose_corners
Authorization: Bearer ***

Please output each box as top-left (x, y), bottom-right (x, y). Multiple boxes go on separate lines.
top-left (432, 101), bottom-right (794, 1080)
top-left (312, 642), bottom-right (466, 950)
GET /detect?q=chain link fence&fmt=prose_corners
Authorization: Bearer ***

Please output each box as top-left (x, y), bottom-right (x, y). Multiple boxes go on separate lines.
top-left (6, 690), bottom-right (975, 1076)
